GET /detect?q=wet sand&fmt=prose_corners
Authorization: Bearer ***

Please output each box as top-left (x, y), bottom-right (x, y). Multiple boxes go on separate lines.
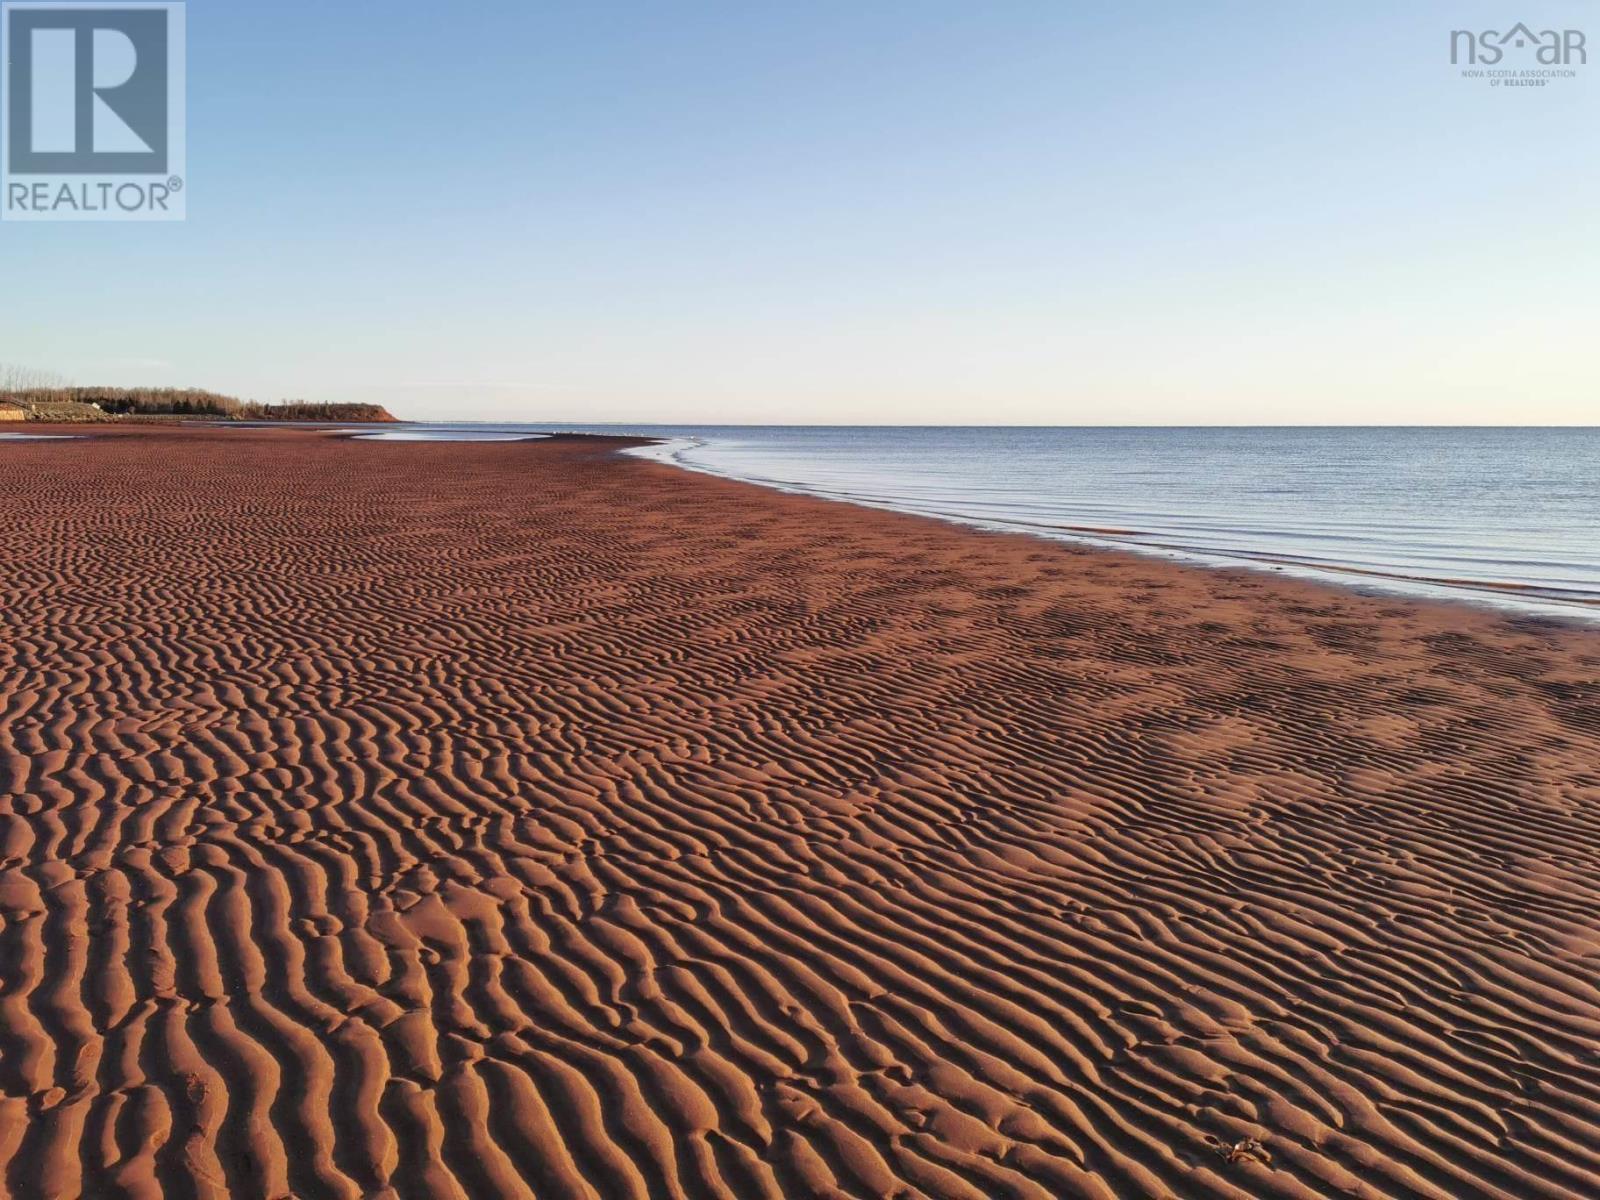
top-left (1, 425), bottom-right (1598, 1200)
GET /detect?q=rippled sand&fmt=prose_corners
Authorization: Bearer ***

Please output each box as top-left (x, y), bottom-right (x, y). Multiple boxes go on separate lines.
top-left (1, 425), bottom-right (1597, 1199)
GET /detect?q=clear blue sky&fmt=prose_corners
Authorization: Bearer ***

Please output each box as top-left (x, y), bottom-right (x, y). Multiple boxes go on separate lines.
top-left (3, 1), bottom-right (1596, 423)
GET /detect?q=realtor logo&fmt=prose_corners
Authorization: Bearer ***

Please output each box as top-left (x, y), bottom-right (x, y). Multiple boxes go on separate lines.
top-left (2, 1), bottom-right (186, 220)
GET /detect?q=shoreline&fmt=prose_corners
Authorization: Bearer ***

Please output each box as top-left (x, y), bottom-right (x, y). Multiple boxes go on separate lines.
top-left (2, 425), bottom-right (1599, 1198)
top-left (32, 419), bottom-right (1597, 630)
top-left (621, 430), bottom-right (1600, 627)
top-left (35, 418), bottom-right (1593, 626)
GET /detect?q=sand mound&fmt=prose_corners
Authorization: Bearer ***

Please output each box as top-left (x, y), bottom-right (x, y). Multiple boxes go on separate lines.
top-left (0, 426), bottom-right (1597, 1199)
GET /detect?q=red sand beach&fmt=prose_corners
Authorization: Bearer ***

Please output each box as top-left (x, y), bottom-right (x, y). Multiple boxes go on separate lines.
top-left (1, 425), bottom-right (1598, 1199)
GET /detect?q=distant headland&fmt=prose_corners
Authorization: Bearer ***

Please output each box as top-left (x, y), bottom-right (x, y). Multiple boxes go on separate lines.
top-left (0, 387), bottom-right (398, 424)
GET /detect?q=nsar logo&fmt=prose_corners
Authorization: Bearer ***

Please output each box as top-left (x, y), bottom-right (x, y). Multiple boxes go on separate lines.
top-left (1450, 22), bottom-right (1586, 64)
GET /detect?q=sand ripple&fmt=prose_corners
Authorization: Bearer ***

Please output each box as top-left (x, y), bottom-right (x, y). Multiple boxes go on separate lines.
top-left (1, 428), bottom-right (1598, 1199)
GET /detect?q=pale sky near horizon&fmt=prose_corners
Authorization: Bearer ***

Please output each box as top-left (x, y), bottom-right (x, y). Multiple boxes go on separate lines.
top-left (3, 1), bottom-right (1596, 424)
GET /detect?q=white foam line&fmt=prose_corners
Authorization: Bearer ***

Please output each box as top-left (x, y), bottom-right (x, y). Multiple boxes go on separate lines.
top-left (628, 437), bottom-right (1600, 626)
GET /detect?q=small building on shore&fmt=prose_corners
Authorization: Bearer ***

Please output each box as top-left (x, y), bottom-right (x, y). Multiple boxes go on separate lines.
top-left (0, 401), bottom-right (28, 422)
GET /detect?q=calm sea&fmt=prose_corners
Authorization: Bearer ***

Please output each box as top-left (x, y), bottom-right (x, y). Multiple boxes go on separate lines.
top-left (372, 426), bottom-right (1600, 622)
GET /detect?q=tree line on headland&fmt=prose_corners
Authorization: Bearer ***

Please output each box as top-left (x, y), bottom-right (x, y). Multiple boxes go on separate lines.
top-left (0, 384), bottom-right (396, 423)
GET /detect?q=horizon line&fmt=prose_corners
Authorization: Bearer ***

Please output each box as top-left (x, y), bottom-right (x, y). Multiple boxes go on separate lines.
top-left (389, 419), bottom-right (1600, 430)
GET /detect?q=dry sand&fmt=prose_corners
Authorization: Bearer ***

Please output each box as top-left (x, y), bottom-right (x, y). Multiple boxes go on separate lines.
top-left (1, 425), bottom-right (1598, 1200)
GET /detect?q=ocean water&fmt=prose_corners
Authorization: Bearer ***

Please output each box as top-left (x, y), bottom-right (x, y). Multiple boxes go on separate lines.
top-left (350, 429), bottom-right (546, 442)
top-left (402, 425), bottom-right (1600, 622)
